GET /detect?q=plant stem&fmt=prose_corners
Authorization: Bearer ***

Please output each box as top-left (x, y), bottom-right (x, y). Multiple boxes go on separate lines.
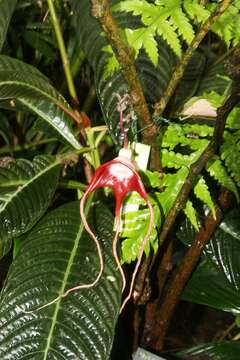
top-left (153, 0), bottom-right (231, 118)
top-left (159, 90), bottom-right (240, 246)
top-left (91, 1), bottom-right (159, 153)
top-left (47, 0), bottom-right (78, 103)
top-left (58, 179), bottom-right (87, 191)
top-left (0, 138), bottom-right (58, 154)
top-left (153, 189), bottom-right (232, 351)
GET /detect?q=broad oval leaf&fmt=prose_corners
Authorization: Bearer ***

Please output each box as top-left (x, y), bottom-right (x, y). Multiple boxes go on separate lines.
top-left (0, 55), bottom-right (80, 149)
top-left (0, 0), bottom-right (17, 52)
top-left (178, 209), bottom-right (240, 313)
top-left (0, 155), bottom-right (61, 247)
top-left (0, 201), bottom-right (121, 359)
top-left (177, 341), bottom-right (240, 360)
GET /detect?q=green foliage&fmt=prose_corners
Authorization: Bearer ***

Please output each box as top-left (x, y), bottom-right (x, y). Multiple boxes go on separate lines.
top-left (206, 157), bottom-right (239, 201)
top-left (112, 0), bottom-right (205, 64)
top-left (160, 121), bottom-right (217, 226)
top-left (0, 202), bottom-right (121, 359)
top-left (0, 55), bottom-right (80, 149)
top-left (221, 131), bottom-right (240, 187)
top-left (120, 166), bottom-right (189, 262)
top-left (0, 155), bottom-right (61, 250)
top-left (209, 0), bottom-right (240, 47)
top-left (179, 208), bottom-right (240, 313)
top-left (194, 177), bottom-right (216, 218)
top-left (73, 0), bottom-right (178, 144)
top-left (110, 0), bottom-right (240, 70)
top-left (0, 0), bottom-right (18, 52)
top-left (0, 0), bottom-right (240, 357)
top-left (121, 195), bottom-right (160, 263)
top-left (177, 341), bottom-right (240, 360)
top-left (184, 200), bottom-right (199, 230)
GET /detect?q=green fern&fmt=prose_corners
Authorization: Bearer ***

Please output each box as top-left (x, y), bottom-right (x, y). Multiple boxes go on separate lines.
top-left (112, 0), bottom-right (198, 64)
top-left (184, 200), bottom-right (199, 231)
top-left (106, 0), bottom-right (239, 73)
top-left (121, 202), bottom-right (160, 263)
top-left (194, 177), bottom-right (216, 218)
top-left (208, 0), bottom-right (240, 47)
top-left (120, 167), bottom-right (189, 263)
top-left (206, 157), bottom-right (239, 201)
top-left (221, 131), bottom-right (240, 188)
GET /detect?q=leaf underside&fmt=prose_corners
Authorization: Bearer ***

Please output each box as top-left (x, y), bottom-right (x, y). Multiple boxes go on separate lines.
top-left (0, 201), bottom-right (121, 360)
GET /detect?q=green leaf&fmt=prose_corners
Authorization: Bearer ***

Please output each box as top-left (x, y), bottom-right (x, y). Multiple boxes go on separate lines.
top-left (156, 167), bottom-right (189, 215)
top-left (194, 177), bottom-right (216, 218)
top-left (125, 28), bottom-right (159, 66)
top-left (210, 3), bottom-right (240, 47)
top-left (184, 0), bottom-right (210, 23)
top-left (0, 55), bottom-right (80, 149)
top-left (182, 259), bottom-right (240, 313)
top-left (0, 155), bottom-right (61, 246)
top-left (168, 5), bottom-right (194, 45)
top-left (184, 200), bottom-right (199, 230)
top-left (72, 0), bottom-right (177, 144)
top-left (206, 157), bottom-right (239, 201)
top-left (221, 131), bottom-right (240, 187)
top-left (0, 201), bottom-right (121, 359)
top-left (179, 208), bottom-right (240, 313)
top-left (0, 0), bottom-right (18, 52)
top-left (162, 148), bottom-right (204, 169)
top-left (121, 202), bottom-right (160, 263)
top-left (177, 341), bottom-right (240, 360)
top-left (114, 0), bottom-right (198, 58)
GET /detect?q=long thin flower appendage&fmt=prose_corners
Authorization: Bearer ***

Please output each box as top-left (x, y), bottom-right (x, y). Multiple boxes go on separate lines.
top-left (20, 151), bottom-right (154, 314)
top-left (112, 216), bottom-right (126, 293)
top-left (19, 193), bottom-right (104, 314)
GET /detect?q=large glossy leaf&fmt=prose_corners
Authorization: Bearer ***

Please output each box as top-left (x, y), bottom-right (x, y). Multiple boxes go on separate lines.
top-left (0, 0), bottom-right (17, 52)
top-left (177, 341), bottom-right (240, 360)
top-left (0, 155), bottom-right (61, 251)
top-left (182, 259), bottom-right (240, 313)
top-left (178, 209), bottom-right (240, 313)
top-left (0, 201), bottom-right (121, 359)
top-left (0, 55), bottom-right (80, 149)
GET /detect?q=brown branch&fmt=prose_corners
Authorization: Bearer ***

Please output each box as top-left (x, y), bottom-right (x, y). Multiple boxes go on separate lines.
top-left (153, 188), bottom-right (232, 351)
top-left (153, 0), bottom-right (231, 118)
top-left (91, 0), bottom-right (158, 147)
top-left (159, 90), bottom-right (240, 245)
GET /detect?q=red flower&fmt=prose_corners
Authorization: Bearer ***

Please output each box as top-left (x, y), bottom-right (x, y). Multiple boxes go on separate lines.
top-left (79, 151), bottom-right (154, 312)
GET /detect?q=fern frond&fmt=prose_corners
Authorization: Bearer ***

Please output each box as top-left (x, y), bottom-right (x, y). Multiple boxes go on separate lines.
top-left (112, 0), bottom-right (201, 63)
top-left (162, 148), bottom-right (203, 169)
top-left (221, 131), bottom-right (240, 187)
top-left (125, 28), bottom-right (159, 65)
top-left (120, 195), bottom-right (160, 263)
top-left (184, 0), bottom-right (210, 23)
top-left (194, 177), bottom-right (216, 218)
top-left (210, 1), bottom-right (240, 46)
top-left (184, 200), bottom-right (199, 230)
top-left (163, 0), bottom-right (195, 44)
top-left (206, 157), bottom-right (239, 201)
top-left (103, 45), bottom-right (119, 77)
